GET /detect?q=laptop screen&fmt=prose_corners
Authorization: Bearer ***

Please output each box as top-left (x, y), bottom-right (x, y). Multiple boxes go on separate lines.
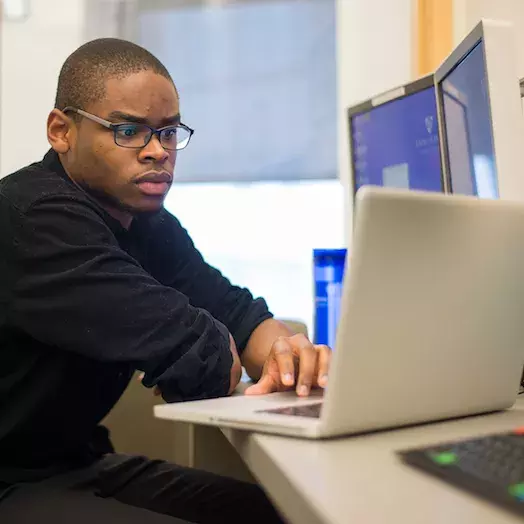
top-left (350, 86), bottom-right (442, 194)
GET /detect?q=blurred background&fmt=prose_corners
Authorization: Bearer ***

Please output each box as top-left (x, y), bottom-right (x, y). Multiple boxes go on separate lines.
top-left (1, 0), bottom-right (524, 334)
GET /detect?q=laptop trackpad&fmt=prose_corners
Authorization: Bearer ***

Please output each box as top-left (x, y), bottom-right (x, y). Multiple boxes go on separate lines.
top-left (256, 402), bottom-right (323, 418)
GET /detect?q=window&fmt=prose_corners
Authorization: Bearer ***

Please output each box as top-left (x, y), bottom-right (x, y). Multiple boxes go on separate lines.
top-left (135, 0), bottom-right (343, 335)
top-left (137, 0), bottom-right (337, 182)
top-left (165, 180), bottom-right (345, 333)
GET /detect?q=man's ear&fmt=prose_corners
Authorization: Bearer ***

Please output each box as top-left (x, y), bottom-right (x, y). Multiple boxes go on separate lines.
top-left (47, 109), bottom-right (75, 154)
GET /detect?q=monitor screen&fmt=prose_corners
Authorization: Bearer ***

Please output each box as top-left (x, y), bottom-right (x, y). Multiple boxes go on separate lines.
top-left (440, 41), bottom-right (498, 198)
top-left (350, 86), bottom-right (442, 194)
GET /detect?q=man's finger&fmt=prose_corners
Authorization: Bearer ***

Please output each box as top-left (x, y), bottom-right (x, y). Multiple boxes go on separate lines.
top-left (137, 372), bottom-right (162, 396)
top-left (245, 374), bottom-right (278, 396)
top-left (272, 336), bottom-right (296, 387)
top-left (314, 344), bottom-right (331, 388)
top-left (292, 334), bottom-right (317, 397)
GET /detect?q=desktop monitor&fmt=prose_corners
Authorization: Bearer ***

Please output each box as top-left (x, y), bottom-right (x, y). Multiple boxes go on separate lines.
top-left (436, 19), bottom-right (524, 200)
top-left (347, 75), bottom-right (443, 197)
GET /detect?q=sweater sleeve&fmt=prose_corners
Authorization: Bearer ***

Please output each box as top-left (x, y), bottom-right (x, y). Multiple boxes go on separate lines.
top-left (7, 195), bottom-right (233, 402)
top-left (141, 210), bottom-right (274, 353)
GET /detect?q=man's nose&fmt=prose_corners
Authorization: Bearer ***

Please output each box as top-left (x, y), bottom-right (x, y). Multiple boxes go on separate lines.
top-left (140, 133), bottom-right (169, 162)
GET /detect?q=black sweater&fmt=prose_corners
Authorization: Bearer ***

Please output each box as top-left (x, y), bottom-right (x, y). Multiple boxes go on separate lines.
top-left (0, 150), bottom-right (272, 482)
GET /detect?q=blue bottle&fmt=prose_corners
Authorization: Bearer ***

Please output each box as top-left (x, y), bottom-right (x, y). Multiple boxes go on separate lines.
top-left (313, 249), bottom-right (347, 349)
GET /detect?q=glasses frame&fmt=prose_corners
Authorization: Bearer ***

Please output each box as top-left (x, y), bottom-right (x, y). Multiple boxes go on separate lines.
top-left (62, 106), bottom-right (194, 151)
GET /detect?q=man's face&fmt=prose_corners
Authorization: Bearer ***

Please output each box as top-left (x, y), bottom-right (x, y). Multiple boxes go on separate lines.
top-left (65, 70), bottom-right (180, 215)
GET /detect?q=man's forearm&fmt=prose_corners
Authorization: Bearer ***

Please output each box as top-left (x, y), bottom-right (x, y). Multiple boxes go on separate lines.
top-left (241, 318), bottom-right (294, 381)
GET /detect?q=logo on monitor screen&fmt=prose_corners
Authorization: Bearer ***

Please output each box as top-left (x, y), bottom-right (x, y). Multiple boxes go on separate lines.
top-left (425, 115), bottom-right (434, 134)
top-left (416, 115), bottom-right (439, 149)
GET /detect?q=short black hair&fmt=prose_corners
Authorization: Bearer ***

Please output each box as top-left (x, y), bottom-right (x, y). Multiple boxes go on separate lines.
top-left (55, 38), bottom-right (176, 111)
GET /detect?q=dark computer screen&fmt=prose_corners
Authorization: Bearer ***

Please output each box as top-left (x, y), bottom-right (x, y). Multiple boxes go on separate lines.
top-left (350, 86), bottom-right (442, 194)
top-left (440, 41), bottom-right (498, 198)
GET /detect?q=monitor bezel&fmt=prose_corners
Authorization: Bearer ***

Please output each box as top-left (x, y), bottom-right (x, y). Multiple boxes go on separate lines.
top-left (435, 19), bottom-right (524, 200)
top-left (346, 74), bottom-right (442, 199)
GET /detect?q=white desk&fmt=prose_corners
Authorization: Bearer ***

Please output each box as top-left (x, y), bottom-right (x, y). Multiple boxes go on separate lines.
top-left (218, 399), bottom-right (524, 524)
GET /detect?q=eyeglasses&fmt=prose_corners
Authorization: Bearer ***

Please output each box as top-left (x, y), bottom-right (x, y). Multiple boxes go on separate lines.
top-left (62, 107), bottom-right (194, 151)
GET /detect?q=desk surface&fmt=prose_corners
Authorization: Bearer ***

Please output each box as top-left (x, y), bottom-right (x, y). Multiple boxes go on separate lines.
top-left (219, 398), bottom-right (524, 524)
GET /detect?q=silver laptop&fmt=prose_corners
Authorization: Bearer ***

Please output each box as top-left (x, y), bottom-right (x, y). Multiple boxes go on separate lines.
top-left (155, 188), bottom-right (524, 439)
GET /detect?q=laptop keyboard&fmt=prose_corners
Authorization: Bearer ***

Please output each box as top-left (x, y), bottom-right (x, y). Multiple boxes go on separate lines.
top-left (257, 402), bottom-right (323, 418)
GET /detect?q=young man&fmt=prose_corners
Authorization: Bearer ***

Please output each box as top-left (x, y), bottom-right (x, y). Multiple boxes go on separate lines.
top-left (0, 39), bottom-right (331, 523)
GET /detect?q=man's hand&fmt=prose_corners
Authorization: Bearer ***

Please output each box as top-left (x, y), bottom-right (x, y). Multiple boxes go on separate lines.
top-left (137, 372), bottom-right (162, 396)
top-left (244, 333), bottom-right (331, 397)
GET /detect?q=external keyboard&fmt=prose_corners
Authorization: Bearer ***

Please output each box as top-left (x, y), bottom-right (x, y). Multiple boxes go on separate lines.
top-left (399, 428), bottom-right (524, 517)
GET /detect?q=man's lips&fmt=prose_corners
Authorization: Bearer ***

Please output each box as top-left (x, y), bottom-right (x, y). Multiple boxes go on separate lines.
top-left (135, 171), bottom-right (172, 197)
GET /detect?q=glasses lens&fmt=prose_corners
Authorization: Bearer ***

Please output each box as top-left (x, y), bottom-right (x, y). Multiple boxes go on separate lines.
top-left (114, 124), bottom-right (151, 148)
top-left (159, 126), bottom-right (191, 151)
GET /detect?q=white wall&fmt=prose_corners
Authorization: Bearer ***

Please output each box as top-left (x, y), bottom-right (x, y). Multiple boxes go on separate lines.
top-left (0, 0), bottom-right (86, 177)
top-left (453, 0), bottom-right (524, 78)
top-left (336, 0), bottom-right (413, 241)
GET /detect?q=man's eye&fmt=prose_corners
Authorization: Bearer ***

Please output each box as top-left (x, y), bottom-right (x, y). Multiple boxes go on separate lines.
top-left (118, 125), bottom-right (139, 137)
top-left (163, 128), bottom-right (177, 139)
